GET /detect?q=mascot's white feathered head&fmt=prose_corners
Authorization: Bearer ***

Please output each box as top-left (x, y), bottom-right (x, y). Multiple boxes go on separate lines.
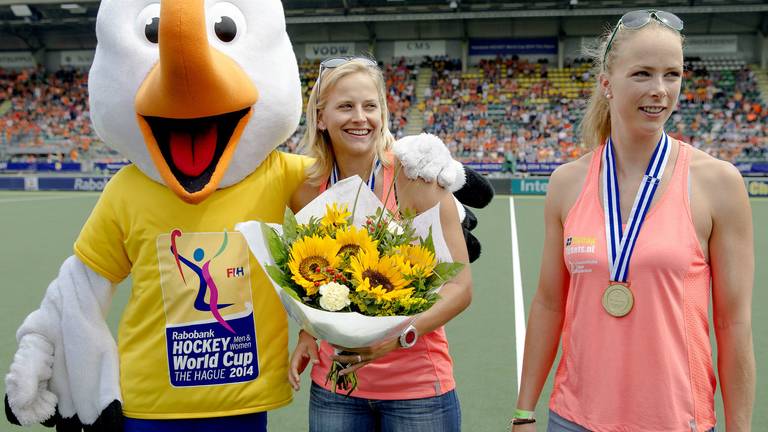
top-left (89, 0), bottom-right (303, 204)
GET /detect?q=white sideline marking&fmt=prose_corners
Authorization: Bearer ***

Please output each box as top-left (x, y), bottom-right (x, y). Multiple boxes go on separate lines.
top-left (0, 195), bottom-right (95, 204)
top-left (509, 196), bottom-right (526, 394)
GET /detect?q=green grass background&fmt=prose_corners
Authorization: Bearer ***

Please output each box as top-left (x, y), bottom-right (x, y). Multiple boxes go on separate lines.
top-left (0, 192), bottom-right (765, 431)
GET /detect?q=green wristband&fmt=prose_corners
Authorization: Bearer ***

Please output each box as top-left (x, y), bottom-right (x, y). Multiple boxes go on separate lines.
top-left (513, 408), bottom-right (535, 420)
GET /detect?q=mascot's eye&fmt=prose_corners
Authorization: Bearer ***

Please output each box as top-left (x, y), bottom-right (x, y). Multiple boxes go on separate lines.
top-left (145, 17), bottom-right (160, 44)
top-left (136, 3), bottom-right (161, 46)
top-left (214, 16), bottom-right (237, 43)
top-left (208, 2), bottom-right (246, 44)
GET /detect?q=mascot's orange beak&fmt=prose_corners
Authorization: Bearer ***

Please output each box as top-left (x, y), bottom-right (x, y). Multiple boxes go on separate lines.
top-left (135, 0), bottom-right (258, 204)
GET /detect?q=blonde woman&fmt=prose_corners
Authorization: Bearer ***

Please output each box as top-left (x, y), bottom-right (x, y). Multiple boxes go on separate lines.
top-left (288, 58), bottom-right (473, 432)
top-left (513, 11), bottom-right (755, 432)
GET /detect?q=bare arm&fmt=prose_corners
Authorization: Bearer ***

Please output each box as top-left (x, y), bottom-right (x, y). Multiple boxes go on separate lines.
top-left (707, 161), bottom-right (755, 431)
top-left (289, 181), bottom-right (320, 214)
top-left (512, 168), bottom-right (572, 430)
top-left (402, 181), bottom-right (473, 338)
top-left (335, 175), bottom-right (472, 370)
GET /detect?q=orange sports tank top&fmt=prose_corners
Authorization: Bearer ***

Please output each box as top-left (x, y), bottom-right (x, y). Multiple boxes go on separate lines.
top-left (310, 153), bottom-right (456, 400)
top-left (552, 141), bottom-right (716, 431)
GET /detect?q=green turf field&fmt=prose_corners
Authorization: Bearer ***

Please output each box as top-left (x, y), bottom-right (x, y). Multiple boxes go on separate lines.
top-left (0, 192), bottom-right (765, 431)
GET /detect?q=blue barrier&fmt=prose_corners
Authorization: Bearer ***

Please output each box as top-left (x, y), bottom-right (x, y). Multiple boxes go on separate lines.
top-left (0, 177), bottom-right (25, 190)
top-left (735, 162), bottom-right (768, 175)
top-left (465, 162), bottom-right (505, 173)
top-left (516, 162), bottom-right (563, 175)
top-left (94, 162), bottom-right (131, 171)
top-left (2, 162), bottom-right (82, 172)
top-left (37, 177), bottom-right (111, 191)
top-left (469, 37), bottom-right (558, 56)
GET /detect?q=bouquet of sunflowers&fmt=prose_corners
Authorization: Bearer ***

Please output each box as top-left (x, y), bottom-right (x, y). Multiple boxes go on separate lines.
top-left (236, 176), bottom-right (463, 394)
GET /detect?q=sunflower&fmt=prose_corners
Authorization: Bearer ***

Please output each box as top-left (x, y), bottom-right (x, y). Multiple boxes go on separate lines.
top-left (321, 203), bottom-right (351, 229)
top-left (334, 226), bottom-right (378, 258)
top-left (357, 277), bottom-right (414, 303)
top-left (288, 235), bottom-right (341, 295)
top-left (349, 252), bottom-right (411, 302)
top-left (394, 244), bottom-right (436, 278)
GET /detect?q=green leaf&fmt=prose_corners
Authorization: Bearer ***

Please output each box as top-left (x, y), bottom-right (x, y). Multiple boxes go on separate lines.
top-left (283, 207), bottom-right (299, 243)
top-left (264, 265), bottom-right (301, 301)
top-left (261, 223), bottom-right (288, 265)
top-left (421, 227), bottom-right (435, 254)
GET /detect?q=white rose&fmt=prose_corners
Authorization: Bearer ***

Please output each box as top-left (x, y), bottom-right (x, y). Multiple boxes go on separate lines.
top-left (318, 282), bottom-right (351, 312)
top-left (387, 221), bottom-right (404, 235)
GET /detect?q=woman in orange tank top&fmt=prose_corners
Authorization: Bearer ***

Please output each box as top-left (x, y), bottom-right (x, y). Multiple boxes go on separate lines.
top-left (512, 10), bottom-right (755, 432)
top-left (287, 58), bottom-right (473, 432)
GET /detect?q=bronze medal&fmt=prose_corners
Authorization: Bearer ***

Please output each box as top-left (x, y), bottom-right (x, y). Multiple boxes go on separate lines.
top-left (602, 283), bottom-right (634, 317)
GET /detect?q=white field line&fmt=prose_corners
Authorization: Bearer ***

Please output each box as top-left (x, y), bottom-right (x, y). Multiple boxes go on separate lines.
top-left (509, 196), bottom-right (526, 394)
top-left (0, 195), bottom-right (96, 204)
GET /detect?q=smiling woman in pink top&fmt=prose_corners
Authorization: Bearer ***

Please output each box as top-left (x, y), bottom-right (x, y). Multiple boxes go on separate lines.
top-left (512, 10), bottom-right (755, 432)
top-left (286, 58), bottom-right (473, 432)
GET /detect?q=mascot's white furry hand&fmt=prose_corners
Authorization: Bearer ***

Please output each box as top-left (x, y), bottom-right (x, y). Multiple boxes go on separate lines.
top-left (5, 256), bottom-right (122, 430)
top-left (393, 133), bottom-right (466, 192)
top-left (5, 335), bottom-right (57, 425)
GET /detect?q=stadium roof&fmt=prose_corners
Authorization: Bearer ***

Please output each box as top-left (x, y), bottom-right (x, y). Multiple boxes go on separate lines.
top-left (1, 0), bottom-right (768, 24)
top-left (1, 0), bottom-right (767, 50)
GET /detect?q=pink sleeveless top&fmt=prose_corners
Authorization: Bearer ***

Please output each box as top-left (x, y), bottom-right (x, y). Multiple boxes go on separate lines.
top-left (310, 153), bottom-right (456, 400)
top-left (552, 141), bottom-right (716, 431)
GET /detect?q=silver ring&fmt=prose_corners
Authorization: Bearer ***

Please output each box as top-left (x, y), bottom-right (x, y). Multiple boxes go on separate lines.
top-left (356, 355), bottom-right (363, 363)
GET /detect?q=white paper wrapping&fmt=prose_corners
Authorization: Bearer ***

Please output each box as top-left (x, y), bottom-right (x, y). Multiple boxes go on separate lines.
top-left (236, 176), bottom-right (452, 348)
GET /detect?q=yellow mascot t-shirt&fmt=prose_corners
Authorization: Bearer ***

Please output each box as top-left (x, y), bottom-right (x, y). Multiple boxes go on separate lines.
top-left (74, 151), bottom-right (310, 420)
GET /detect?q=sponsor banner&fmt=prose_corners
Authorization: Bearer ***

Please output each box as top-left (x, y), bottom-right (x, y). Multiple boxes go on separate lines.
top-left (516, 162), bottom-right (563, 175)
top-left (735, 161), bottom-right (768, 175)
top-left (0, 177), bottom-right (25, 191)
top-left (158, 231), bottom-right (258, 387)
top-left (394, 40), bottom-right (447, 58)
top-left (512, 178), bottom-right (550, 196)
top-left (0, 52), bottom-right (35, 69)
top-left (305, 43), bottom-right (356, 59)
top-left (60, 50), bottom-right (95, 67)
top-left (684, 35), bottom-right (738, 55)
top-left (37, 177), bottom-right (110, 191)
top-left (94, 162), bottom-right (131, 172)
top-left (465, 162), bottom-right (505, 173)
top-left (747, 179), bottom-right (768, 198)
top-left (469, 38), bottom-right (558, 56)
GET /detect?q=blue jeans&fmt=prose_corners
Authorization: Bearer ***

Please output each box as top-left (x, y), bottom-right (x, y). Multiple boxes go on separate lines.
top-left (309, 382), bottom-right (461, 432)
top-left (548, 410), bottom-right (715, 432)
top-left (124, 411), bottom-right (267, 432)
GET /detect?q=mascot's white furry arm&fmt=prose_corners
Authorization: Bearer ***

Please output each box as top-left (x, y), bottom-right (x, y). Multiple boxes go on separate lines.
top-left (4, 0), bottom-right (491, 430)
top-left (5, 256), bottom-right (121, 430)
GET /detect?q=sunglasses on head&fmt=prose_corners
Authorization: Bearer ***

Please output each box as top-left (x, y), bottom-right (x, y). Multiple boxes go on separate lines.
top-left (315, 57), bottom-right (378, 94)
top-left (603, 10), bottom-right (684, 66)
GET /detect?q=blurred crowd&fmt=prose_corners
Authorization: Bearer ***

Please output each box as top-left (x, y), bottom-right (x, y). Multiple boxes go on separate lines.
top-left (419, 56), bottom-right (768, 166)
top-left (2, 57), bottom-right (767, 170)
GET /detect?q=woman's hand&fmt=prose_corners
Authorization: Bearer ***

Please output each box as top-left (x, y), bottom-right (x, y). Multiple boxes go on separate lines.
top-left (288, 330), bottom-right (319, 391)
top-left (511, 423), bottom-right (537, 432)
top-left (331, 337), bottom-right (400, 375)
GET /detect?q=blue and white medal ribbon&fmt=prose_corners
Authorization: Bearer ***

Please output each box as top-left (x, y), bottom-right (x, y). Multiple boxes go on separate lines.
top-left (601, 132), bottom-right (671, 316)
top-left (329, 157), bottom-right (381, 192)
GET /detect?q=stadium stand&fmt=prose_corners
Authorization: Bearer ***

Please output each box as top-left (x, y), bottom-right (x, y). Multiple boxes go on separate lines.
top-left (2, 59), bottom-right (768, 173)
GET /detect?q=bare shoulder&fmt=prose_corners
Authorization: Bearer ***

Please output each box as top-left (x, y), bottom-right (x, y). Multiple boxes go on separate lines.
top-left (689, 147), bottom-right (745, 196)
top-left (689, 146), bottom-right (749, 218)
top-left (548, 150), bottom-right (594, 221)
top-left (290, 181), bottom-right (320, 213)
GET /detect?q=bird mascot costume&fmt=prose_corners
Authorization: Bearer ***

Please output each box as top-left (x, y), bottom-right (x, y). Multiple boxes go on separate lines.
top-left (4, 0), bottom-right (493, 430)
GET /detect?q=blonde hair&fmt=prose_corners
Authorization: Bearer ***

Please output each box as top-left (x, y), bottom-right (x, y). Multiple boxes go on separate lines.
top-left (301, 59), bottom-right (395, 185)
top-left (580, 20), bottom-right (684, 148)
